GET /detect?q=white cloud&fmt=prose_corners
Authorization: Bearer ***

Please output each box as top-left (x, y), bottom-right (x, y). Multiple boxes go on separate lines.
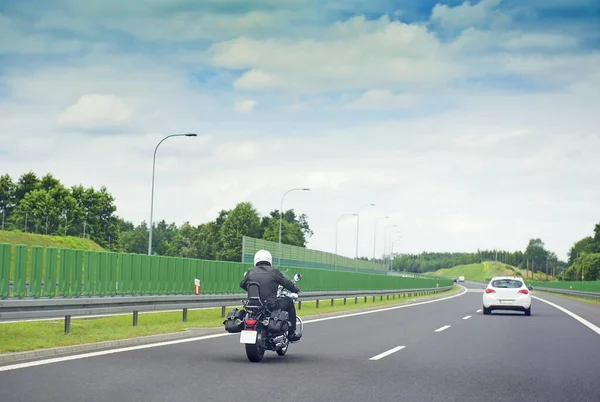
top-left (57, 94), bottom-right (133, 130)
top-left (234, 70), bottom-right (276, 90)
top-left (233, 100), bottom-right (258, 113)
top-left (344, 90), bottom-right (417, 110)
top-left (210, 15), bottom-right (463, 93)
top-left (430, 0), bottom-right (510, 30)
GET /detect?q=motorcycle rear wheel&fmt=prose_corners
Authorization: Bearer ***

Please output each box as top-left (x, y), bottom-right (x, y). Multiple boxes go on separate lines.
top-left (245, 343), bottom-right (265, 362)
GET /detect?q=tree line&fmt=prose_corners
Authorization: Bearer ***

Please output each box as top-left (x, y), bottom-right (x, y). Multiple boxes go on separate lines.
top-left (563, 223), bottom-right (600, 281)
top-left (0, 171), bottom-right (313, 262)
top-left (389, 228), bottom-right (600, 281)
top-left (2, 171), bottom-right (598, 279)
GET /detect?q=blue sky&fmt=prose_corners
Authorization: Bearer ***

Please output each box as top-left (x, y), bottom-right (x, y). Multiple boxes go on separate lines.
top-left (1, 0), bottom-right (599, 260)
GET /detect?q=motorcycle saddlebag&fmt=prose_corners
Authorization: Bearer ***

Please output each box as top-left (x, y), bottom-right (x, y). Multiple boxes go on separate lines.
top-left (267, 309), bottom-right (290, 334)
top-left (223, 308), bottom-right (246, 333)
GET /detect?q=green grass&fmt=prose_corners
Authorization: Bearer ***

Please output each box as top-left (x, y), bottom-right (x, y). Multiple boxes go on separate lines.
top-left (0, 286), bottom-right (461, 354)
top-left (529, 280), bottom-right (600, 293)
top-left (0, 230), bottom-right (104, 250)
top-left (535, 290), bottom-right (600, 305)
top-left (431, 261), bottom-right (556, 282)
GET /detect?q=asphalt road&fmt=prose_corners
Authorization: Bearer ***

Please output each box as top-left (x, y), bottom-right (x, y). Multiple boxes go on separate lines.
top-left (1, 283), bottom-right (599, 402)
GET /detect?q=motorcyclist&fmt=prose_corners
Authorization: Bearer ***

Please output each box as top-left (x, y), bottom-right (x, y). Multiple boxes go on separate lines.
top-left (240, 249), bottom-right (302, 342)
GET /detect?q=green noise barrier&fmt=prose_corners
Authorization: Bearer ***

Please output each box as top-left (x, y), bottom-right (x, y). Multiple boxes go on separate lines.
top-left (0, 243), bottom-right (451, 299)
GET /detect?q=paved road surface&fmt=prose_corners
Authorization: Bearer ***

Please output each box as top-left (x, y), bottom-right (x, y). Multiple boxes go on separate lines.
top-left (1, 283), bottom-right (599, 402)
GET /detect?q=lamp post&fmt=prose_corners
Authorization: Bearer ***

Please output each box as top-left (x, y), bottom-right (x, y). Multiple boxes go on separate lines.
top-left (373, 216), bottom-right (390, 261)
top-left (148, 133), bottom-right (197, 255)
top-left (335, 213), bottom-right (358, 270)
top-left (355, 203), bottom-right (375, 259)
top-left (278, 188), bottom-right (310, 265)
top-left (382, 225), bottom-right (398, 268)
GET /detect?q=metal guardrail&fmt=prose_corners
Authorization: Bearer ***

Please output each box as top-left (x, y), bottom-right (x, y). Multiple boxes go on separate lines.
top-left (0, 286), bottom-right (453, 333)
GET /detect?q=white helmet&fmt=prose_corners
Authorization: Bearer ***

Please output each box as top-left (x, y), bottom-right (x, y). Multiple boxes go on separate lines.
top-left (254, 249), bottom-right (273, 266)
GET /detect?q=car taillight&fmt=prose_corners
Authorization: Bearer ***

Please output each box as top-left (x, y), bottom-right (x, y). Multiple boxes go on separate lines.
top-left (518, 289), bottom-right (529, 295)
top-left (485, 288), bottom-right (495, 294)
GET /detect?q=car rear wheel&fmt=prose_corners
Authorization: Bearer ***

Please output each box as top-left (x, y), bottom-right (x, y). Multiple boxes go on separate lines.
top-left (524, 307), bottom-right (531, 316)
top-left (483, 306), bottom-right (491, 315)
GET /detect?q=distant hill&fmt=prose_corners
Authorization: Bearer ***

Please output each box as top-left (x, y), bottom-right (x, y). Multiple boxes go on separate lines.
top-left (0, 230), bottom-right (104, 251)
top-left (431, 261), bottom-right (556, 282)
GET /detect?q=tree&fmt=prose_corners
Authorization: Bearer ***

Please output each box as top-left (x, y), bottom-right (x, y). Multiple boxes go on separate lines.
top-left (261, 218), bottom-right (305, 246)
top-left (562, 222), bottom-right (600, 281)
top-left (12, 189), bottom-right (56, 233)
top-left (0, 174), bottom-right (16, 229)
top-left (217, 202), bottom-right (261, 261)
top-left (572, 252), bottom-right (600, 281)
top-left (119, 220), bottom-right (148, 254)
top-left (14, 171), bottom-right (40, 201)
top-left (260, 208), bottom-right (313, 247)
top-left (524, 238), bottom-right (549, 273)
top-left (567, 237), bottom-right (595, 266)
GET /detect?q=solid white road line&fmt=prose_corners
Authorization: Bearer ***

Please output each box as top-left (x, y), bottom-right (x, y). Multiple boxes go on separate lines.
top-left (533, 296), bottom-right (600, 336)
top-left (370, 346), bottom-right (406, 361)
top-left (0, 286), bottom-right (468, 372)
top-left (463, 315), bottom-right (472, 320)
top-left (0, 333), bottom-right (230, 372)
top-left (435, 325), bottom-right (451, 332)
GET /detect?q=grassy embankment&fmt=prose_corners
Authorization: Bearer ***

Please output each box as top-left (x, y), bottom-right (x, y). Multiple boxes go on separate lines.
top-left (431, 261), bottom-right (556, 282)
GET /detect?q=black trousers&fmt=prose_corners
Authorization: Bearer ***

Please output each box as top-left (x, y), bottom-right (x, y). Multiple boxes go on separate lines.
top-left (272, 297), bottom-right (297, 332)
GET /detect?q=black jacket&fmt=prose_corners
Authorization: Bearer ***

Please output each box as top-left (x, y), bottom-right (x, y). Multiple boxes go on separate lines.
top-left (240, 264), bottom-right (300, 305)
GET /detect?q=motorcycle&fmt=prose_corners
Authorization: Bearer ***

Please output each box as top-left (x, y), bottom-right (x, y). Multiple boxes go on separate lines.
top-left (223, 272), bottom-right (304, 363)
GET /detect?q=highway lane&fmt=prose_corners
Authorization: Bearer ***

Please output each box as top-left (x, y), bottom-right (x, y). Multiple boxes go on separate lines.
top-left (532, 291), bottom-right (600, 328)
top-left (370, 290), bottom-right (600, 402)
top-left (1, 283), bottom-right (599, 402)
top-left (468, 279), bottom-right (600, 327)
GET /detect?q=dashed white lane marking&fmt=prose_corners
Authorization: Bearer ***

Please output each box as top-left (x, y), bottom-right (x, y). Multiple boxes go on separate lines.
top-left (463, 315), bottom-right (472, 320)
top-left (435, 325), bottom-right (451, 332)
top-left (370, 346), bottom-right (406, 361)
top-left (476, 309), bottom-right (482, 313)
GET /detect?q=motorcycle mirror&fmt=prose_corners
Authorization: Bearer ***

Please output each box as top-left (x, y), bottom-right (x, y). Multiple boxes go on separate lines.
top-left (294, 273), bottom-right (302, 282)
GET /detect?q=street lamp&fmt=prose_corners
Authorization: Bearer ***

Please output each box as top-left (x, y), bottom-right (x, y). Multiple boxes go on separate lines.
top-left (373, 216), bottom-right (390, 260)
top-left (382, 225), bottom-right (398, 267)
top-left (355, 203), bottom-right (375, 259)
top-left (335, 213), bottom-right (358, 270)
top-left (278, 188), bottom-right (310, 265)
top-left (148, 133), bottom-right (197, 255)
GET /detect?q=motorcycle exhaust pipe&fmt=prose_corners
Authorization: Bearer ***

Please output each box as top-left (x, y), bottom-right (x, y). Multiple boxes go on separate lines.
top-left (273, 335), bottom-right (286, 348)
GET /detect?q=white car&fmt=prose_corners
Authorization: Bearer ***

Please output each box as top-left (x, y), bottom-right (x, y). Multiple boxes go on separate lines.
top-left (482, 276), bottom-right (531, 316)
top-left (458, 276), bottom-right (465, 282)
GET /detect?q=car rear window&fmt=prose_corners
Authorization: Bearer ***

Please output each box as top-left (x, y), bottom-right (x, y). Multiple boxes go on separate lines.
top-left (491, 279), bottom-right (523, 288)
